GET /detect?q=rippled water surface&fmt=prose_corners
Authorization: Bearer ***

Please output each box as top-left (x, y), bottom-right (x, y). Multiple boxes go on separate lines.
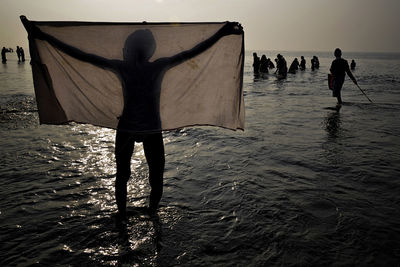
top-left (1, 51), bottom-right (400, 266)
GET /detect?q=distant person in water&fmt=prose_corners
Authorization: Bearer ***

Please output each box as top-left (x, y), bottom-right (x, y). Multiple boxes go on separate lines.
top-left (268, 58), bottom-right (275, 69)
top-left (27, 18), bottom-right (243, 220)
top-left (300, 56), bottom-right (306, 70)
top-left (330, 48), bottom-right (357, 105)
top-left (276, 54), bottom-right (287, 78)
top-left (20, 47), bottom-right (25, 62)
top-left (2, 47), bottom-right (11, 63)
top-left (259, 54), bottom-right (269, 73)
top-left (288, 58), bottom-right (299, 74)
top-left (252, 52), bottom-right (260, 74)
top-left (16, 46), bottom-right (21, 62)
top-left (350, 59), bottom-right (356, 70)
top-left (311, 56), bottom-right (319, 70)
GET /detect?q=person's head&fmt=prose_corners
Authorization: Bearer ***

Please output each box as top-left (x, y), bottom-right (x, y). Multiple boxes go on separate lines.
top-left (123, 30), bottom-right (156, 62)
top-left (253, 52), bottom-right (258, 57)
top-left (334, 48), bottom-right (342, 58)
top-left (261, 55), bottom-right (266, 60)
top-left (277, 54), bottom-right (282, 59)
top-left (301, 56), bottom-right (304, 59)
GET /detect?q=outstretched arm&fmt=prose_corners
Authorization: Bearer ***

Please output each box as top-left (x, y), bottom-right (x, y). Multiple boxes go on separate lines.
top-left (20, 16), bottom-right (116, 70)
top-left (165, 22), bottom-right (243, 68)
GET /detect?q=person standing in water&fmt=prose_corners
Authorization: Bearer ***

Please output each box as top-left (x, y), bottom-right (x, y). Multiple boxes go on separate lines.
top-left (350, 59), bottom-right (356, 70)
top-left (330, 48), bottom-right (357, 105)
top-left (259, 54), bottom-right (269, 73)
top-left (299, 56), bottom-right (306, 70)
top-left (276, 54), bottom-right (287, 79)
top-left (252, 52), bottom-right (260, 74)
top-left (16, 46), bottom-right (21, 62)
top-left (288, 58), bottom-right (299, 74)
top-left (2, 47), bottom-right (11, 63)
top-left (20, 47), bottom-right (25, 62)
top-left (24, 17), bottom-right (242, 221)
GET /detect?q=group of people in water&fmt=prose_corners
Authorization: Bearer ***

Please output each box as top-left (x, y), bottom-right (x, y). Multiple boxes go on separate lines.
top-left (253, 52), bottom-right (325, 78)
top-left (1, 46), bottom-right (25, 63)
top-left (253, 52), bottom-right (356, 78)
top-left (253, 50), bottom-right (358, 106)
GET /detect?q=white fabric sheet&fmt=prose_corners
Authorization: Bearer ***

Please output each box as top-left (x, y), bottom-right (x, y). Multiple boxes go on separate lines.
top-left (23, 20), bottom-right (245, 132)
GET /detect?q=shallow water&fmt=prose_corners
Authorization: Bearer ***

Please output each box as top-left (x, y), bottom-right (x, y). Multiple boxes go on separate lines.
top-left (1, 52), bottom-right (400, 266)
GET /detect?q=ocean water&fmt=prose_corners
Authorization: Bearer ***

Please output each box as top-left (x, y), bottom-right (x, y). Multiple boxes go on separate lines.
top-left (1, 51), bottom-right (400, 266)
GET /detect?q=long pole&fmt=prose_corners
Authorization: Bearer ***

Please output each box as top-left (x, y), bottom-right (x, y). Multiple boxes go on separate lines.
top-left (355, 84), bottom-right (373, 103)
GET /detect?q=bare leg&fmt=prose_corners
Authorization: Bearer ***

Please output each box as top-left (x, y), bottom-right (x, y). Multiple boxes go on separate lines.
top-left (115, 130), bottom-right (135, 219)
top-left (143, 133), bottom-right (165, 213)
top-left (337, 90), bottom-right (342, 105)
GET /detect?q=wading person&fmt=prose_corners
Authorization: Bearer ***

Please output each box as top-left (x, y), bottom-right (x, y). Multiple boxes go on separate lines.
top-left (330, 48), bottom-right (357, 105)
top-left (252, 52), bottom-right (260, 74)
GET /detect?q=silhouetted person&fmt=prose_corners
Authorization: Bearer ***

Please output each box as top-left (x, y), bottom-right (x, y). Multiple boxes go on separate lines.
top-left (311, 56), bottom-right (320, 70)
top-left (350, 59), bottom-right (356, 70)
top-left (288, 58), bottom-right (299, 74)
top-left (20, 47), bottom-right (25, 62)
top-left (2, 47), bottom-right (11, 63)
top-left (315, 56), bottom-right (319, 69)
top-left (311, 57), bottom-right (315, 70)
top-left (252, 52), bottom-right (260, 74)
top-left (25, 17), bottom-right (242, 220)
top-left (299, 56), bottom-right (306, 70)
top-left (276, 54), bottom-right (287, 78)
top-left (330, 48), bottom-right (357, 105)
top-left (268, 58), bottom-right (275, 69)
top-left (259, 54), bottom-right (269, 73)
top-left (16, 46), bottom-right (21, 62)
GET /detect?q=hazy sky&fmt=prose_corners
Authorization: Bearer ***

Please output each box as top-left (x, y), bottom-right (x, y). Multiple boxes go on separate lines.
top-left (1, 0), bottom-right (400, 53)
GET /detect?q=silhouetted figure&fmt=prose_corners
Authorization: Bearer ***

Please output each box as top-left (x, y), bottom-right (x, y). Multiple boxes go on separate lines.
top-left (259, 54), bottom-right (269, 73)
top-left (20, 47), bottom-right (25, 62)
top-left (26, 17), bottom-right (242, 220)
top-left (288, 58), bottom-right (299, 74)
top-left (16, 46), bottom-right (21, 62)
top-left (299, 56), bottom-right (306, 70)
top-left (350, 59), bottom-right (356, 70)
top-left (276, 54), bottom-right (287, 79)
top-left (315, 56), bottom-right (319, 69)
top-left (330, 48), bottom-right (357, 105)
top-left (252, 52), bottom-right (260, 74)
top-left (311, 56), bottom-right (320, 70)
top-left (2, 47), bottom-right (11, 63)
top-left (311, 57), bottom-right (315, 70)
top-left (268, 58), bottom-right (275, 69)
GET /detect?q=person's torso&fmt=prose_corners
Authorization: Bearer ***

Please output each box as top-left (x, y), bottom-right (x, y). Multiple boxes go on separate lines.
top-left (116, 61), bottom-right (166, 132)
top-left (331, 58), bottom-right (349, 77)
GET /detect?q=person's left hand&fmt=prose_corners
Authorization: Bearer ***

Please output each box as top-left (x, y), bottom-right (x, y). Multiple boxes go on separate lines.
top-left (221, 22), bottom-right (243, 36)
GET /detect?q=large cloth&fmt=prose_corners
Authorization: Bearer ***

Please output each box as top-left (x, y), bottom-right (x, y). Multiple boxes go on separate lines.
top-left (23, 19), bottom-right (245, 132)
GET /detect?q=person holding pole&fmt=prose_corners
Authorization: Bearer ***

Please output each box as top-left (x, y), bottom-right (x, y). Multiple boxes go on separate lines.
top-left (329, 48), bottom-right (358, 105)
